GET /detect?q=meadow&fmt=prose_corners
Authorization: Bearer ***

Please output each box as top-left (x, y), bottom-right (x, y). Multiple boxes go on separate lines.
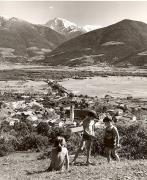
top-left (60, 76), bottom-right (147, 98)
top-left (0, 152), bottom-right (147, 180)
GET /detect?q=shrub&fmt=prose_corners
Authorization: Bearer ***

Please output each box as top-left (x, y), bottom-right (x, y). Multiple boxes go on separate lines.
top-left (14, 121), bottom-right (30, 136)
top-left (37, 122), bottom-right (50, 136)
top-left (117, 121), bottom-right (147, 159)
top-left (17, 133), bottom-right (49, 152)
top-left (0, 144), bottom-right (10, 157)
top-left (0, 133), bottom-right (17, 156)
top-left (67, 132), bottom-right (81, 154)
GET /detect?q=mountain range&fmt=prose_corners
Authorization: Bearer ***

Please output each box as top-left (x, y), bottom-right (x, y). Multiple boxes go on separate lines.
top-left (45, 17), bottom-right (100, 40)
top-left (1, 16), bottom-right (147, 67)
top-left (45, 17), bottom-right (86, 40)
top-left (44, 19), bottom-right (147, 67)
top-left (0, 16), bottom-right (66, 61)
top-left (0, 16), bottom-right (100, 63)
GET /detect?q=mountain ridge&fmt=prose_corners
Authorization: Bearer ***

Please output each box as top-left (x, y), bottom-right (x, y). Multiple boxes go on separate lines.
top-left (44, 19), bottom-right (147, 67)
top-left (45, 17), bottom-right (101, 40)
top-left (0, 16), bottom-right (66, 60)
top-left (45, 17), bottom-right (86, 40)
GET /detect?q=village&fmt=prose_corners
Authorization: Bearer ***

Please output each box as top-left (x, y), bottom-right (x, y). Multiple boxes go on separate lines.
top-left (0, 79), bottom-right (147, 157)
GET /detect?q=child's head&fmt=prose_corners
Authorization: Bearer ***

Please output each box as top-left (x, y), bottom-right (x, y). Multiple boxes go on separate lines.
top-left (103, 116), bottom-right (112, 126)
top-left (54, 136), bottom-right (66, 152)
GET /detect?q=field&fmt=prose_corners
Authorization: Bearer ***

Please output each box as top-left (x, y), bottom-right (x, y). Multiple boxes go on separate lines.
top-left (0, 76), bottom-right (147, 98)
top-left (60, 76), bottom-right (147, 98)
top-left (0, 65), bottom-right (147, 82)
top-left (0, 152), bottom-right (147, 180)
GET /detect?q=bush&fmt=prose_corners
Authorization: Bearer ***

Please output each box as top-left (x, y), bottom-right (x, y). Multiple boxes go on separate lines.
top-left (48, 127), bottom-right (66, 142)
top-left (37, 122), bottom-right (50, 136)
top-left (0, 133), bottom-right (17, 156)
top-left (117, 121), bottom-right (147, 159)
top-left (17, 133), bottom-right (49, 152)
top-left (0, 144), bottom-right (10, 157)
top-left (14, 121), bottom-right (30, 136)
top-left (67, 132), bottom-right (82, 154)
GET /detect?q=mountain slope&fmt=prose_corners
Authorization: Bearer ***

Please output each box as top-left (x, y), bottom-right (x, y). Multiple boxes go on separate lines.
top-left (44, 19), bottom-right (147, 66)
top-left (45, 17), bottom-right (86, 40)
top-left (0, 17), bottom-right (66, 57)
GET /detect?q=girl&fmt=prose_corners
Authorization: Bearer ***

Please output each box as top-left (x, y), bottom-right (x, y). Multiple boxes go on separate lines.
top-left (71, 110), bottom-right (97, 165)
top-left (47, 136), bottom-right (69, 171)
top-left (103, 116), bottom-right (120, 163)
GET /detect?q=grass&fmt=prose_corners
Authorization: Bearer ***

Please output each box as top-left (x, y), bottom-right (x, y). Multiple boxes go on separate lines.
top-left (0, 152), bottom-right (147, 180)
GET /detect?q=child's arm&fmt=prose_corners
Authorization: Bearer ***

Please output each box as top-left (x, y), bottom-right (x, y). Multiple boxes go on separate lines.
top-left (47, 149), bottom-right (54, 171)
top-left (65, 149), bottom-right (69, 171)
top-left (113, 127), bottom-right (120, 147)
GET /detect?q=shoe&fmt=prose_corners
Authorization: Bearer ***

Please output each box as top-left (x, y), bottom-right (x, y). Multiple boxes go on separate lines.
top-left (86, 161), bottom-right (95, 166)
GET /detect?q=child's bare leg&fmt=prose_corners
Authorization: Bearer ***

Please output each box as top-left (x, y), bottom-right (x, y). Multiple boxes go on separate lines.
top-left (111, 149), bottom-right (120, 162)
top-left (105, 147), bottom-right (111, 163)
top-left (72, 140), bottom-right (85, 163)
top-left (86, 140), bottom-right (92, 164)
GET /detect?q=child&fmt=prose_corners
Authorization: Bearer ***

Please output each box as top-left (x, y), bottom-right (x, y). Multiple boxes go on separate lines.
top-left (47, 136), bottom-right (69, 171)
top-left (71, 110), bottom-right (97, 165)
top-left (103, 116), bottom-right (120, 163)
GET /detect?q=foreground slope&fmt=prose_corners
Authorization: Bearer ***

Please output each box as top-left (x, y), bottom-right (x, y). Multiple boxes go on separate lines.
top-left (0, 152), bottom-right (147, 180)
top-left (44, 19), bottom-right (147, 67)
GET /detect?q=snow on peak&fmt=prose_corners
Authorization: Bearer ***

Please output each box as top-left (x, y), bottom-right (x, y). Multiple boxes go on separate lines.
top-left (53, 17), bottom-right (77, 28)
top-left (45, 17), bottom-right (102, 38)
top-left (83, 25), bottom-right (102, 32)
top-left (46, 17), bottom-right (85, 35)
top-left (9, 17), bottom-right (19, 21)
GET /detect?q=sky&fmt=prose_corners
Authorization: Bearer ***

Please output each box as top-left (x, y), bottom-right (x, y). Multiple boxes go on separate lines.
top-left (0, 1), bottom-right (147, 28)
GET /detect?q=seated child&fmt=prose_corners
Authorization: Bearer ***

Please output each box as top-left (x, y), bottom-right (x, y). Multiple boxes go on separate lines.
top-left (47, 136), bottom-right (69, 171)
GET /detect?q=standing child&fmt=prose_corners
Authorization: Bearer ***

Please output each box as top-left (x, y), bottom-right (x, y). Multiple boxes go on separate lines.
top-left (47, 136), bottom-right (69, 171)
top-left (71, 110), bottom-right (97, 165)
top-left (103, 116), bottom-right (120, 163)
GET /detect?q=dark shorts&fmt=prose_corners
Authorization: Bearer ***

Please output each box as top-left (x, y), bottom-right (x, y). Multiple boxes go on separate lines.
top-left (104, 139), bottom-right (115, 148)
top-left (83, 133), bottom-right (92, 141)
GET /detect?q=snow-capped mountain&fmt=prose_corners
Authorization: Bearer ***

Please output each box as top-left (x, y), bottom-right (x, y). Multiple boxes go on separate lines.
top-left (45, 17), bottom-right (86, 39)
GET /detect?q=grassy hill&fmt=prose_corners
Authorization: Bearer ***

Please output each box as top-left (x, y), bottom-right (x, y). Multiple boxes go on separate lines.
top-left (0, 152), bottom-right (147, 180)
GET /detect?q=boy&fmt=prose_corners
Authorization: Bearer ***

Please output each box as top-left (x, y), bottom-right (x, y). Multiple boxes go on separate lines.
top-left (71, 110), bottom-right (97, 165)
top-left (103, 116), bottom-right (120, 163)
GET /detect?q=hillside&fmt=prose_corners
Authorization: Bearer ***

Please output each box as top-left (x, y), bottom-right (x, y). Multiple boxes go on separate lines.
top-left (0, 152), bottom-right (147, 180)
top-left (0, 17), bottom-right (66, 60)
top-left (44, 19), bottom-right (147, 67)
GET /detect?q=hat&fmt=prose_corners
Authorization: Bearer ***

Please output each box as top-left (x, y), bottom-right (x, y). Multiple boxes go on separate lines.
top-left (103, 116), bottom-right (112, 122)
top-left (86, 109), bottom-right (97, 118)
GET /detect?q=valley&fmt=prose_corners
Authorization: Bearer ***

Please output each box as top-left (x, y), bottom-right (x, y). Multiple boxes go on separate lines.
top-left (0, 8), bottom-right (147, 180)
